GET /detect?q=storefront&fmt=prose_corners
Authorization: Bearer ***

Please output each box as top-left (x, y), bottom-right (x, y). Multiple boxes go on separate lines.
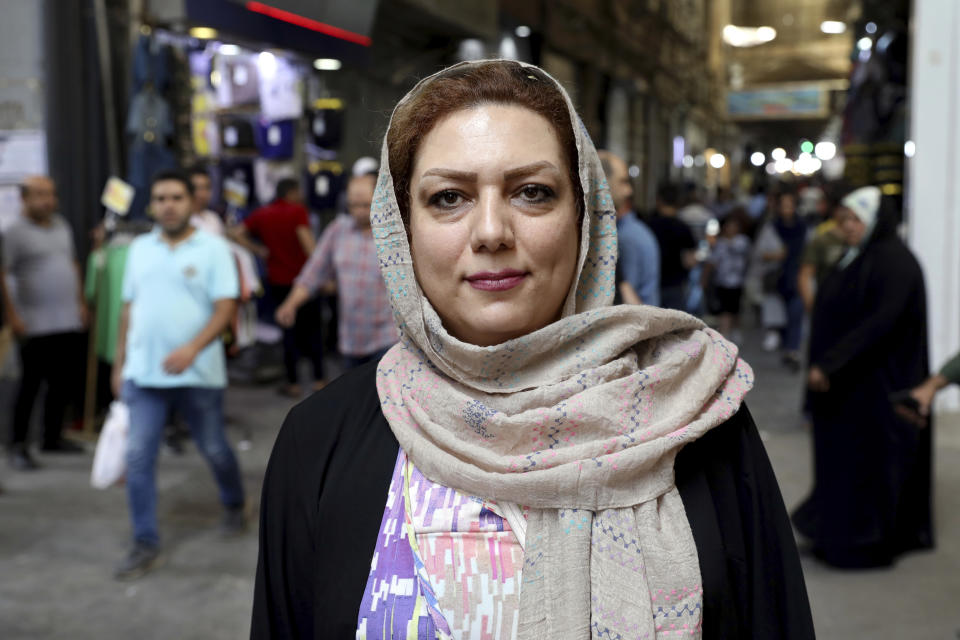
top-left (116, 0), bottom-right (378, 221)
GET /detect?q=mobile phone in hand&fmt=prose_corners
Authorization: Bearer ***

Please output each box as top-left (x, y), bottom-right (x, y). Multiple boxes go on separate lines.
top-left (889, 390), bottom-right (920, 413)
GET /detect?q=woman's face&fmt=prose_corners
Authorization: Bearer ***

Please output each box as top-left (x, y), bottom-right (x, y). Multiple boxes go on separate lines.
top-left (408, 103), bottom-right (580, 347)
top-left (837, 206), bottom-right (868, 246)
top-left (778, 194), bottom-right (797, 220)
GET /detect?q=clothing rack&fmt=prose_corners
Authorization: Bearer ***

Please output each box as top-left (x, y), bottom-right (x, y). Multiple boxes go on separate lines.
top-left (81, 222), bottom-right (151, 436)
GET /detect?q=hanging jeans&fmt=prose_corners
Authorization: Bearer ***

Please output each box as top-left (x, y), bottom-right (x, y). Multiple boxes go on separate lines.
top-left (122, 382), bottom-right (245, 547)
top-left (127, 140), bottom-right (176, 220)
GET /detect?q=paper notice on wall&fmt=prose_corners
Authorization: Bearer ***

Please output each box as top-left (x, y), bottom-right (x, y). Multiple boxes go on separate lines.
top-left (0, 130), bottom-right (47, 183)
top-left (0, 184), bottom-right (21, 233)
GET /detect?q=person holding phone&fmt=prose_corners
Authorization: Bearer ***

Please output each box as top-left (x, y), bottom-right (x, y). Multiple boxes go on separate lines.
top-left (901, 352), bottom-right (960, 420)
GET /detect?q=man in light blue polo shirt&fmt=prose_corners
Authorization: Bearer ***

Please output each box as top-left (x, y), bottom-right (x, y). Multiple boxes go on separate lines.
top-left (111, 169), bottom-right (244, 580)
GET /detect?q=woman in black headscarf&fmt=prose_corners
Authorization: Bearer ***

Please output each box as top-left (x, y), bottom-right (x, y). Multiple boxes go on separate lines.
top-left (794, 186), bottom-right (933, 568)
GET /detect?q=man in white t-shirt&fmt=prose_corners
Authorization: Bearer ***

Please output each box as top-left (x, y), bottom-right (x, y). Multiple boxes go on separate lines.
top-left (187, 166), bottom-right (225, 236)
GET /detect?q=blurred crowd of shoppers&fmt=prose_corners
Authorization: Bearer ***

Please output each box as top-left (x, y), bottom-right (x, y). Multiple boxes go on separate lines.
top-left (229, 179), bottom-right (324, 397)
top-left (0, 158), bottom-right (399, 573)
top-left (0, 130), bottom-right (941, 582)
top-left (599, 172), bottom-right (937, 570)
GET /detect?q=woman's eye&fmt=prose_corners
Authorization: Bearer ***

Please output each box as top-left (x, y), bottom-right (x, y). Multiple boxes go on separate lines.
top-left (428, 190), bottom-right (465, 209)
top-left (517, 184), bottom-right (554, 203)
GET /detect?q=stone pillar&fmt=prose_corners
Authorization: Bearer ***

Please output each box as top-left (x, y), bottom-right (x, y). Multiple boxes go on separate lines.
top-left (908, 0), bottom-right (960, 415)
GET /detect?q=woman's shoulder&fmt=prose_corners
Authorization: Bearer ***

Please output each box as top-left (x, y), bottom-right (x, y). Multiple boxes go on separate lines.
top-left (858, 236), bottom-right (923, 291)
top-left (288, 360), bottom-right (381, 422)
top-left (676, 405), bottom-right (762, 483)
top-left (676, 405), bottom-right (816, 638)
top-left (274, 360), bottom-right (386, 463)
top-left (871, 235), bottom-right (921, 269)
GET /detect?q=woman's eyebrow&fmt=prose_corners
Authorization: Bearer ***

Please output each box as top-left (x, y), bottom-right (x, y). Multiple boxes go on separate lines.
top-left (503, 161), bottom-right (560, 181)
top-left (421, 168), bottom-right (477, 181)
top-left (420, 162), bottom-right (560, 183)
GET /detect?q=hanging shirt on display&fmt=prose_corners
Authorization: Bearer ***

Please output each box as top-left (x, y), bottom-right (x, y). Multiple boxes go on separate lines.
top-left (126, 89), bottom-right (176, 217)
top-left (132, 34), bottom-right (171, 93)
top-left (259, 55), bottom-right (303, 121)
top-left (220, 158), bottom-right (258, 211)
top-left (254, 159), bottom-right (297, 205)
top-left (215, 55), bottom-right (260, 108)
top-left (307, 100), bottom-right (344, 150)
top-left (191, 84), bottom-right (220, 157)
top-left (219, 114), bottom-right (257, 153)
top-left (305, 160), bottom-right (343, 212)
top-left (84, 242), bottom-right (131, 363)
top-left (254, 119), bottom-right (295, 160)
top-left (127, 89), bottom-right (174, 143)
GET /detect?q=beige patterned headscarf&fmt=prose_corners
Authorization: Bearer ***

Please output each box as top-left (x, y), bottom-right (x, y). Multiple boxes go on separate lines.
top-left (372, 60), bottom-right (754, 640)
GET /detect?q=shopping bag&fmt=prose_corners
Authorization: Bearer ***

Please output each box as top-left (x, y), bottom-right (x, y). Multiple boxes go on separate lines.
top-left (91, 401), bottom-right (129, 489)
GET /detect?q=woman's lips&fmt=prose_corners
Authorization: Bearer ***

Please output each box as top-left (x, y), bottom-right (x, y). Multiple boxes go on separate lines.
top-left (465, 270), bottom-right (528, 292)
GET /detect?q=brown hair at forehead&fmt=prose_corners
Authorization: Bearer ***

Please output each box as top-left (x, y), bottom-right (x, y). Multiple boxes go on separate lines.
top-left (387, 61), bottom-right (583, 225)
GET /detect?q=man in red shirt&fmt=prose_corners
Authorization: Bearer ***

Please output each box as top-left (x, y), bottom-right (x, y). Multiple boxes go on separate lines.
top-left (230, 179), bottom-right (325, 396)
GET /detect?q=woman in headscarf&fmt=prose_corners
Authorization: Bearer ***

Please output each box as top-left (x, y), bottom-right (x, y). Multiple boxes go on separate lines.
top-left (795, 185), bottom-right (933, 568)
top-left (251, 60), bottom-right (813, 639)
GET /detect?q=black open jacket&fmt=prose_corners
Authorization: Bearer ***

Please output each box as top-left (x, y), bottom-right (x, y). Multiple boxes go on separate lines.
top-left (251, 360), bottom-right (815, 639)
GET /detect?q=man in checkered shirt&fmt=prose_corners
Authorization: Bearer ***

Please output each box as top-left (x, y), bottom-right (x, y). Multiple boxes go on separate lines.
top-left (276, 171), bottom-right (398, 369)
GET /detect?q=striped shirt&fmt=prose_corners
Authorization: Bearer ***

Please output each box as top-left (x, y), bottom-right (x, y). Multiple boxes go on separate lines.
top-left (295, 215), bottom-right (398, 357)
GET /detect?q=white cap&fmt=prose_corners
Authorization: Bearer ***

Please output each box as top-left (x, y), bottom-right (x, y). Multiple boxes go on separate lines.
top-left (352, 156), bottom-right (379, 177)
top-left (841, 185), bottom-right (882, 227)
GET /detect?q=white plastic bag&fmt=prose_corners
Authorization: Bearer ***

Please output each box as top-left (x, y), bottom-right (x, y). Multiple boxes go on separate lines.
top-left (91, 401), bottom-right (129, 489)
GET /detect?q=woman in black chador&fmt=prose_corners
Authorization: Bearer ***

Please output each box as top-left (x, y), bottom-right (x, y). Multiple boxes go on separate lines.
top-left (796, 185), bottom-right (933, 568)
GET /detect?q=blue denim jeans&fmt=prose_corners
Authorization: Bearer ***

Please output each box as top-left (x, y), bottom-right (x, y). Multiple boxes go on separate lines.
top-left (123, 382), bottom-right (244, 547)
top-left (780, 291), bottom-right (805, 352)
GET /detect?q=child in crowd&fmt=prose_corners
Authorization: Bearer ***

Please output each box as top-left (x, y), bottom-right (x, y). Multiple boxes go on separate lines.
top-left (703, 214), bottom-right (751, 342)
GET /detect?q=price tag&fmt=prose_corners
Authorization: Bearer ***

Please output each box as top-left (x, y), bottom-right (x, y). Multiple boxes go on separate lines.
top-left (100, 177), bottom-right (135, 216)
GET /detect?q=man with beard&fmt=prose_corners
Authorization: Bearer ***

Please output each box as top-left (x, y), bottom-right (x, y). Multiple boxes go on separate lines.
top-left (275, 171), bottom-right (398, 369)
top-left (1, 176), bottom-right (87, 470)
top-left (111, 170), bottom-right (245, 579)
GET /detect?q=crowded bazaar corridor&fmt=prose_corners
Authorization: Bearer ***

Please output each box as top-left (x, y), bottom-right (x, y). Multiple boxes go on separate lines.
top-left (4, 0), bottom-right (960, 638)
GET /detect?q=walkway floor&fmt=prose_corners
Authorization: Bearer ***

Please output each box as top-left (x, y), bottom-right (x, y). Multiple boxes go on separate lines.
top-left (1, 334), bottom-right (958, 639)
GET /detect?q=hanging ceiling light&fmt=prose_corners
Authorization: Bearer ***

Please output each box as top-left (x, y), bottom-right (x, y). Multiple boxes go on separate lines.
top-left (722, 25), bottom-right (777, 48)
top-left (189, 26), bottom-right (218, 39)
top-left (814, 141), bottom-right (837, 161)
top-left (820, 21), bottom-right (846, 34)
top-left (313, 58), bottom-right (342, 71)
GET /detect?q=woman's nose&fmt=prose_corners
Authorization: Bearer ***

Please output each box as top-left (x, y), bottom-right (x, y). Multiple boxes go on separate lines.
top-left (470, 190), bottom-right (515, 252)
